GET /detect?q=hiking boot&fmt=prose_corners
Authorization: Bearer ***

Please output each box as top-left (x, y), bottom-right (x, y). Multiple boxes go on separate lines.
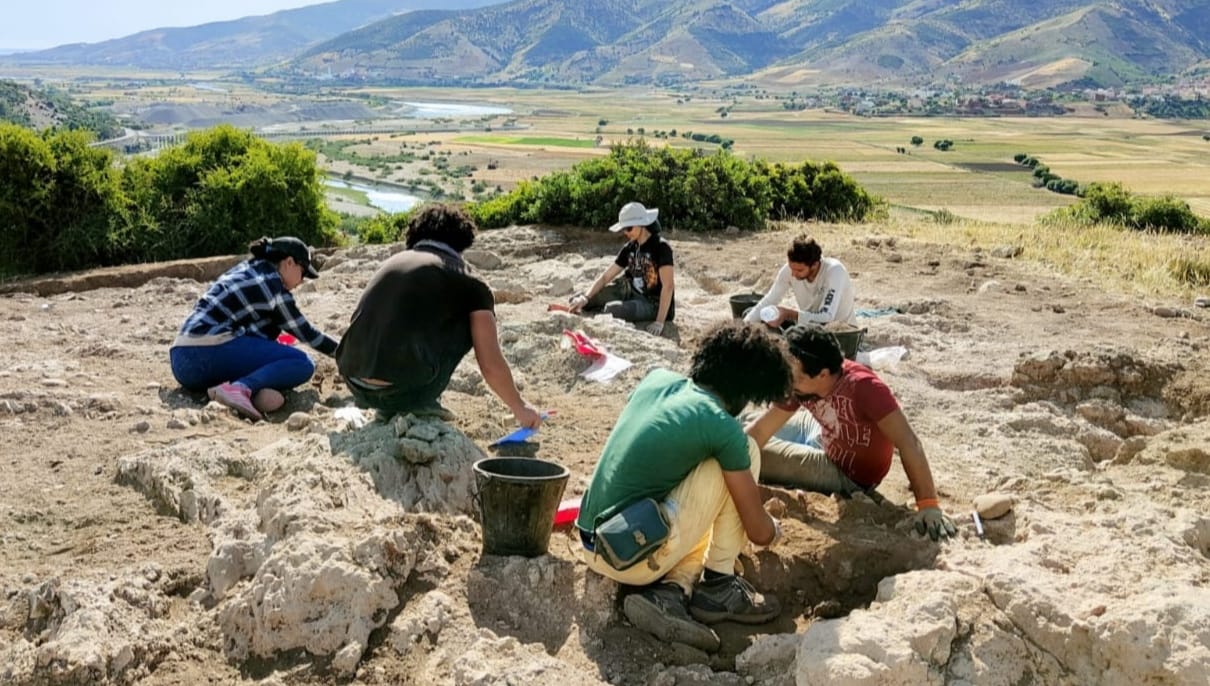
top-left (209, 382), bottom-right (263, 421)
top-left (623, 583), bottom-right (720, 653)
top-left (689, 574), bottom-right (780, 625)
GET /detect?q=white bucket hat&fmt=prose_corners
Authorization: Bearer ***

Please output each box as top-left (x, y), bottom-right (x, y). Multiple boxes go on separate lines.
top-left (608, 202), bottom-right (659, 232)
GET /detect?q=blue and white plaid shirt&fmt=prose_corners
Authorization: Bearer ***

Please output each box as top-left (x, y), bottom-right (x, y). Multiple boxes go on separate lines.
top-left (177, 259), bottom-right (338, 355)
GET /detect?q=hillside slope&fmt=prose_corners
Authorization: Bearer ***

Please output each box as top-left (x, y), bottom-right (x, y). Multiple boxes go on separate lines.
top-left (0, 80), bottom-right (121, 139)
top-left (289, 0), bottom-right (1209, 87)
top-left (4, 0), bottom-right (501, 69)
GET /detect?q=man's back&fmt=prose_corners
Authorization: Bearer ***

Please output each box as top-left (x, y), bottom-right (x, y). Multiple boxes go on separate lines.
top-left (335, 247), bottom-right (493, 384)
top-left (576, 369), bottom-right (750, 529)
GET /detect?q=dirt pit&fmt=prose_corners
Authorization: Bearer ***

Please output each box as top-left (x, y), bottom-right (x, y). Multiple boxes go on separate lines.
top-left (3, 223), bottom-right (1210, 685)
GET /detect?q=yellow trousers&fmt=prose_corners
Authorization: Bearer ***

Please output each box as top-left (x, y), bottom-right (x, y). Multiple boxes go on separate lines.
top-left (581, 438), bottom-right (761, 594)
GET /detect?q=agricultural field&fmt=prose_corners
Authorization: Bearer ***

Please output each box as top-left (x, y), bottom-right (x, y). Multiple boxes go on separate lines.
top-left (320, 86), bottom-right (1210, 226)
top-left (14, 74), bottom-right (1206, 297)
top-left (35, 69), bottom-right (1204, 226)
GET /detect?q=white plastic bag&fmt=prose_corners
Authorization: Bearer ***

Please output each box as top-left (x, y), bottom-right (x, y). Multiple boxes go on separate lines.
top-left (866, 346), bottom-right (908, 371)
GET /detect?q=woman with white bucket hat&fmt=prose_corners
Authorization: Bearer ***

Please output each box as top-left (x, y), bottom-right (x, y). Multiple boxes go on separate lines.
top-left (569, 202), bottom-right (676, 335)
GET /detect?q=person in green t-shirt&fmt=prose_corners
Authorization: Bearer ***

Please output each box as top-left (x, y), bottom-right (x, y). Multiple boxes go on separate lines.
top-left (576, 321), bottom-right (791, 653)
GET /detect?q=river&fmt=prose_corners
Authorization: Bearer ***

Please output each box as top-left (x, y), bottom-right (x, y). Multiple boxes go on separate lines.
top-left (324, 178), bottom-right (422, 214)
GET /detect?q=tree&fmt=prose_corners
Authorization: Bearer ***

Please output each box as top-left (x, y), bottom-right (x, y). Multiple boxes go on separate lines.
top-left (910, 136), bottom-right (923, 146)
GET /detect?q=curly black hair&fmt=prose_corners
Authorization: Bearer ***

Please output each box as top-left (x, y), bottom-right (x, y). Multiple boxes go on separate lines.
top-left (784, 324), bottom-right (844, 376)
top-left (689, 321), bottom-right (790, 414)
top-left (404, 204), bottom-right (477, 252)
top-left (786, 234), bottom-right (822, 266)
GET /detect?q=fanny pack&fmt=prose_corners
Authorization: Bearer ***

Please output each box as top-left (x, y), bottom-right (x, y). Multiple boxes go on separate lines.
top-left (593, 498), bottom-right (670, 571)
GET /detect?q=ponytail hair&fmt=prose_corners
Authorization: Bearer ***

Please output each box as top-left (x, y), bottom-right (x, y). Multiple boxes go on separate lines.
top-left (249, 236), bottom-right (273, 261)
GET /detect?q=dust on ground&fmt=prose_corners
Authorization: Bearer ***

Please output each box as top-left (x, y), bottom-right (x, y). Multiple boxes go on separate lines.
top-left (2, 223), bottom-right (1209, 685)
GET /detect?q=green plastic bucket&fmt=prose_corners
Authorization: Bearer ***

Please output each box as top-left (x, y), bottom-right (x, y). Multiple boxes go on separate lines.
top-left (729, 293), bottom-right (762, 319)
top-left (473, 457), bottom-right (569, 557)
top-left (830, 328), bottom-right (867, 360)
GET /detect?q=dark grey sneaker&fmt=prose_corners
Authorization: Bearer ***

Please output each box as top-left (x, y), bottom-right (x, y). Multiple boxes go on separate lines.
top-left (623, 583), bottom-right (721, 653)
top-left (689, 574), bottom-right (780, 625)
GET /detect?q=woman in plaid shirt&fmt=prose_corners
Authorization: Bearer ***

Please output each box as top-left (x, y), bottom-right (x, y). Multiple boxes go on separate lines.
top-left (169, 236), bottom-right (338, 421)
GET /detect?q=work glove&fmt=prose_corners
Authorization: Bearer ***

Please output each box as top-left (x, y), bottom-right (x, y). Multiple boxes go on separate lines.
top-left (646, 321), bottom-right (665, 336)
top-left (569, 293), bottom-right (589, 312)
top-left (912, 506), bottom-right (957, 542)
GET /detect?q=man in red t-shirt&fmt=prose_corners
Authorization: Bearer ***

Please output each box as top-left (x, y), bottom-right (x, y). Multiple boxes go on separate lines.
top-left (747, 324), bottom-right (956, 541)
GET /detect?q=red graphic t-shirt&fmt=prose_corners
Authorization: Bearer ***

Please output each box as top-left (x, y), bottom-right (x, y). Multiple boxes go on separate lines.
top-left (783, 359), bottom-right (900, 487)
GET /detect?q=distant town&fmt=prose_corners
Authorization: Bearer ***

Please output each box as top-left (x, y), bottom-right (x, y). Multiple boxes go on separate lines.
top-left (717, 78), bottom-right (1210, 119)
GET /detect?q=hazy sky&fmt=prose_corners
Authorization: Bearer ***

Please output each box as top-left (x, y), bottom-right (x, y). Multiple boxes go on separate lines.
top-left (2, 1), bottom-right (321, 51)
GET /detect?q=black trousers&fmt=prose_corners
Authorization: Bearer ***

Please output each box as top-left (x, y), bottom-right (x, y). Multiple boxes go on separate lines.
top-left (343, 348), bottom-right (465, 418)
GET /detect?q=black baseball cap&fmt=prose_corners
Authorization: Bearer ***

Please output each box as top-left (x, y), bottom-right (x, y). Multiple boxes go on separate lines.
top-left (269, 237), bottom-right (320, 279)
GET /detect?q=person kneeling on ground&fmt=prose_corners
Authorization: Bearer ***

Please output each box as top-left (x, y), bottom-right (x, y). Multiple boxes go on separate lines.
top-left (568, 201), bottom-right (675, 336)
top-left (169, 236), bottom-right (337, 421)
top-left (576, 321), bottom-right (787, 652)
top-left (743, 234), bottom-right (856, 330)
top-left (747, 324), bottom-right (957, 541)
top-left (335, 204), bottom-right (541, 428)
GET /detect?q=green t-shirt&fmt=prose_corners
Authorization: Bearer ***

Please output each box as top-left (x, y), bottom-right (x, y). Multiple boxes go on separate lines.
top-left (575, 368), bottom-right (751, 531)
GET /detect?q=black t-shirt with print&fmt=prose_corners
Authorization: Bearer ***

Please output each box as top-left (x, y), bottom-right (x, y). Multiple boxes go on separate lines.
top-left (613, 235), bottom-right (675, 303)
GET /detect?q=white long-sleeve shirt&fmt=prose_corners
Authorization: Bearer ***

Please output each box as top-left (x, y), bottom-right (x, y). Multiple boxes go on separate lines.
top-left (742, 258), bottom-right (856, 325)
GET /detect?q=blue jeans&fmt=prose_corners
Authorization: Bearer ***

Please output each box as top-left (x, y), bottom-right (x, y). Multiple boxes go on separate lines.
top-left (741, 410), bottom-right (865, 496)
top-left (170, 336), bottom-right (316, 394)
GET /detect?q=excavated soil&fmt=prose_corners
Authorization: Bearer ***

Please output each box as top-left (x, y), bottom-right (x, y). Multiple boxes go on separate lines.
top-left (2, 223), bottom-right (1209, 685)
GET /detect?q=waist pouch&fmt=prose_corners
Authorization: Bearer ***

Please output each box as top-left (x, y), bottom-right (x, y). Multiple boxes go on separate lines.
top-left (593, 498), bottom-right (670, 571)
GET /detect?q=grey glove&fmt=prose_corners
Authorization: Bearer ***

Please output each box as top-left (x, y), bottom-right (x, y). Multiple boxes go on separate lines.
top-left (646, 321), bottom-right (665, 336)
top-left (912, 507), bottom-right (957, 541)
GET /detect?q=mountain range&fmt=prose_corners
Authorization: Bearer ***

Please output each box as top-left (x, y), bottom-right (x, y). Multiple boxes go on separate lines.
top-left (6, 0), bottom-right (499, 70)
top-left (8, 0), bottom-right (1210, 88)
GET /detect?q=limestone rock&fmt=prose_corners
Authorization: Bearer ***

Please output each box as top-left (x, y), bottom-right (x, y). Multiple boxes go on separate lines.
top-left (972, 493), bottom-right (1014, 520)
top-left (464, 249), bottom-right (504, 270)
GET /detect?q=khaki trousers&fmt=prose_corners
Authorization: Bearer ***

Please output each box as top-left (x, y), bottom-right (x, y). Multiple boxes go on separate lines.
top-left (581, 438), bottom-right (760, 594)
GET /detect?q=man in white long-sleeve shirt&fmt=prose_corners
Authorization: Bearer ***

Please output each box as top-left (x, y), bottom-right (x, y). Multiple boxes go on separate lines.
top-left (743, 235), bottom-right (856, 329)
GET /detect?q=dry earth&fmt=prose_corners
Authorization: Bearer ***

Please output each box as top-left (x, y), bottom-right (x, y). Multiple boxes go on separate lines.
top-left (2, 223), bottom-right (1210, 686)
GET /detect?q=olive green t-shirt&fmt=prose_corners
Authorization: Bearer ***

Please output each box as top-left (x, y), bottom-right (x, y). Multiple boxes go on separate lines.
top-left (576, 368), bottom-right (751, 531)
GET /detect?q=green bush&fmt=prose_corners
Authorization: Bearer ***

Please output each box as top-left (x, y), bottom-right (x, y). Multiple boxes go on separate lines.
top-left (0, 125), bottom-right (129, 275)
top-left (933, 208), bottom-right (957, 225)
top-left (467, 141), bottom-right (877, 231)
top-left (1045, 178), bottom-right (1080, 195)
top-left (356, 212), bottom-right (412, 244)
top-left (0, 123), bottom-right (340, 278)
top-left (1046, 182), bottom-right (1209, 234)
top-left (1131, 195), bottom-right (1204, 233)
top-left (124, 126), bottom-right (339, 262)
